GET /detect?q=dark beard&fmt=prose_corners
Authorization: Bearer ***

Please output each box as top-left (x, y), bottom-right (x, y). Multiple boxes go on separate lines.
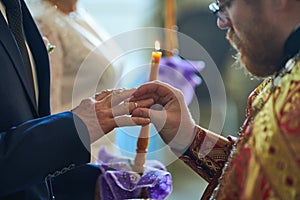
top-left (226, 28), bottom-right (284, 78)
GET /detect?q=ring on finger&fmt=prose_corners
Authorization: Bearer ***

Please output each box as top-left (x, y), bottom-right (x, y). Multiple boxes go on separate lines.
top-left (134, 102), bottom-right (138, 109)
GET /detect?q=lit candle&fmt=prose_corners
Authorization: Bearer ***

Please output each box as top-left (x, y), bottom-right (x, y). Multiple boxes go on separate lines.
top-left (133, 41), bottom-right (162, 173)
top-left (149, 41), bottom-right (162, 81)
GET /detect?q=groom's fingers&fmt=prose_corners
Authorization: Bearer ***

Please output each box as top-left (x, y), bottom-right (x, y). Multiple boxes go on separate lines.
top-left (110, 98), bottom-right (154, 117)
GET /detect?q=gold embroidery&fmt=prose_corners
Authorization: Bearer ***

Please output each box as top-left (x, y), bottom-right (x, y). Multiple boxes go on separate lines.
top-left (251, 60), bottom-right (300, 200)
top-left (214, 58), bottom-right (300, 199)
top-left (180, 127), bottom-right (231, 183)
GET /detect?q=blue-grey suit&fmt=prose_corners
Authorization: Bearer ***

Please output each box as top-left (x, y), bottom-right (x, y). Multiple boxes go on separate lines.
top-left (0, 1), bottom-right (100, 199)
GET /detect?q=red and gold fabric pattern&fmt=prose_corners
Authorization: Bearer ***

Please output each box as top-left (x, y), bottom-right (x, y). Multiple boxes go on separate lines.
top-left (180, 58), bottom-right (300, 199)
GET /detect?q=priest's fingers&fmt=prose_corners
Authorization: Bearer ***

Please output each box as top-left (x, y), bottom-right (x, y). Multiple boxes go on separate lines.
top-left (132, 108), bottom-right (150, 118)
top-left (130, 93), bottom-right (161, 102)
top-left (113, 116), bottom-right (150, 127)
top-left (132, 107), bottom-right (165, 121)
top-left (133, 98), bottom-right (155, 110)
top-left (132, 107), bottom-right (167, 133)
top-left (132, 81), bottom-right (182, 105)
top-left (133, 81), bottom-right (177, 99)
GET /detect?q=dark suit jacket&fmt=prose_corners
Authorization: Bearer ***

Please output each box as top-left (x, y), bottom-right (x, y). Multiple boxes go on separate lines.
top-left (0, 1), bottom-right (100, 199)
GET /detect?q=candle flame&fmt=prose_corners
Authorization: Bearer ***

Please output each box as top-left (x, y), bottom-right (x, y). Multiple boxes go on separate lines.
top-left (155, 40), bottom-right (160, 51)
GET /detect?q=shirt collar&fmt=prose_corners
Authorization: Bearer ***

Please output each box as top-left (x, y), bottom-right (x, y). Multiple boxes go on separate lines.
top-left (0, 1), bottom-right (7, 22)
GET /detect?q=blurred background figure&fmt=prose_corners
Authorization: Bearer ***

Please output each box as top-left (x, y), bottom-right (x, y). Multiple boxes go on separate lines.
top-left (27, 0), bottom-right (124, 163)
top-left (27, 0), bottom-right (118, 113)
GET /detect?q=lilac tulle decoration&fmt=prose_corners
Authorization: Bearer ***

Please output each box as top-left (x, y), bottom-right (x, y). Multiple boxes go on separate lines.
top-left (159, 56), bottom-right (204, 105)
top-left (97, 148), bottom-right (172, 200)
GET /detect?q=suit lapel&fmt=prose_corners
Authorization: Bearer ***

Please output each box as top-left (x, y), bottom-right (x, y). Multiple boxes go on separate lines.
top-left (21, 0), bottom-right (51, 116)
top-left (0, 10), bottom-right (38, 115)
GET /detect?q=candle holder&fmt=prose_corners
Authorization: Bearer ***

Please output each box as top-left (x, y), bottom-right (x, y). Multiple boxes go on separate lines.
top-left (95, 148), bottom-right (172, 200)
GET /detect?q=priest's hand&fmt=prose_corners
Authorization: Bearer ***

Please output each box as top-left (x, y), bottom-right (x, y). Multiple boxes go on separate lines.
top-left (131, 81), bottom-right (196, 152)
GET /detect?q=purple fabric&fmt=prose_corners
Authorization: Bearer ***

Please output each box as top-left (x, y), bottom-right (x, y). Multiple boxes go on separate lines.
top-left (97, 148), bottom-right (172, 200)
top-left (159, 56), bottom-right (205, 105)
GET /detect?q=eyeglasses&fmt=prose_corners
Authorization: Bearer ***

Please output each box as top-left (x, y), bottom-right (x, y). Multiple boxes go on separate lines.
top-left (209, 0), bottom-right (232, 22)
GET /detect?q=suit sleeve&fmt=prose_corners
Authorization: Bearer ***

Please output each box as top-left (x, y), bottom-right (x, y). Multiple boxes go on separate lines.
top-left (0, 111), bottom-right (91, 196)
